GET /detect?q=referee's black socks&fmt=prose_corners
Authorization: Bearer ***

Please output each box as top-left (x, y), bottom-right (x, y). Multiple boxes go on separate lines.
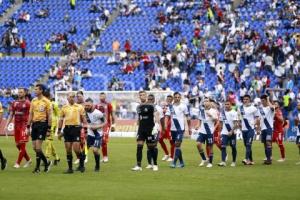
top-left (0, 149), bottom-right (4, 161)
top-left (94, 153), bottom-right (100, 169)
top-left (67, 154), bottom-right (73, 170)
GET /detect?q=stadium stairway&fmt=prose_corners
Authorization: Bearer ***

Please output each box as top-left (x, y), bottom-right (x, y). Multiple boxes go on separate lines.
top-left (0, 0), bottom-right (23, 24)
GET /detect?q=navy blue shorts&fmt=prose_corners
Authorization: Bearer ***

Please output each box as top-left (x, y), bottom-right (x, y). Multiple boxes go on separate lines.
top-left (261, 128), bottom-right (273, 143)
top-left (171, 130), bottom-right (184, 142)
top-left (197, 133), bottom-right (213, 145)
top-left (221, 134), bottom-right (236, 147)
top-left (87, 135), bottom-right (102, 148)
top-left (296, 136), bottom-right (300, 145)
top-left (242, 129), bottom-right (255, 146)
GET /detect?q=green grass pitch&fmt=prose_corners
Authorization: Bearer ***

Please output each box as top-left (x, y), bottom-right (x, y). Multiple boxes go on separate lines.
top-left (0, 137), bottom-right (299, 200)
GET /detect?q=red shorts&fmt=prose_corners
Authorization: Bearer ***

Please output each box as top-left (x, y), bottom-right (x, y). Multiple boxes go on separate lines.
top-left (14, 125), bottom-right (29, 143)
top-left (102, 124), bottom-right (111, 144)
top-left (272, 132), bottom-right (284, 145)
top-left (159, 129), bottom-right (171, 140)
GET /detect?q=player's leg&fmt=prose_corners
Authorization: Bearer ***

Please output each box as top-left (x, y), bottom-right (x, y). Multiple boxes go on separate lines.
top-left (230, 134), bottom-right (237, 166)
top-left (169, 138), bottom-right (175, 161)
top-left (132, 130), bottom-right (145, 171)
top-left (174, 132), bottom-right (184, 167)
top-left (245, 130), bottom-right (254, 165)
top-left (264, 129), bottom-right (273, 164)
top-left (64, 141), bottom-right (74, 173)
top-left (0, 149), bottom-right (7, 170)
top-left (296, 136), bottom-right (300, 165)
top-left (101, 125), bottom-right (109, 162)
top-left (73, 127), bottom-right (85, 172)
top-left (146, 134), bottom-right (159, 171)
top-left (93, 136), bottom-right (101, 172)
top-left (206, 134), bottom-right (214, 167)
top-left (277, 133), bottom-right (285, 161)
top-left (242, 131), bottom-right (248, 164)
top-left (219, 135), bottom-right (227, 166)
top-left (197, 133), bottom-right (207, 166)
top-left (159, 135), bottom-right (169, 160)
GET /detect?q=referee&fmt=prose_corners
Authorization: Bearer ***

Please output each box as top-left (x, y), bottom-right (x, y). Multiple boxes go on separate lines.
top-left (27, 84), bottom-right (52, 173)
top-left (58, 92), bottom-right (87, 174)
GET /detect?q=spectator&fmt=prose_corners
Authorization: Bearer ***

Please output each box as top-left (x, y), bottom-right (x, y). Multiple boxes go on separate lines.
top-left (19, 37), bottom-right (26, 58)
top-left (35, 8), bottom-right (49, 18)
top-left (70, 0), bottom-right (76, 10)
top-left (124, 39), bottom-right (131, 54)
top-left (44, 40), bottom-right (51, 57)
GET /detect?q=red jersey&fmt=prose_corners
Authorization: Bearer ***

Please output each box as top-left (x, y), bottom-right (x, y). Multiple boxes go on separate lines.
top-left (273, 108), bottom-right (284, 133)
top-left (96, 101), bottom-right (113, 126)
top-left (11, 99), bottom-right (30, 125)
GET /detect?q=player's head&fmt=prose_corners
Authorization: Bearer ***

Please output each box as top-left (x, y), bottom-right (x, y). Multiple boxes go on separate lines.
top-left (43, 89), bottom-right (51, 100)
top-left (166, 95), bottom-right (173, 104)
top-left (203, 97), bottom-right (211, 109)
top-left (18, 88), bottom-right (26, 99)
top-left (67, 92), bottom-right (76, 104)
top-left (147, 94), bottom-right (155, 104)
top-left (242, 94), bottom-right (251, 105)
top-left (34, 84), bottom-right (45, 97)
top-left (85, 98), bottom-right (94, 112)
top-left (173, 92), bottom-right (181, 103)
top-left (139, 90), bottom-right (147, 103)
top-left (260, 94), bottom-right (269, 106)
top-left (273, 100), bottom-right (281, 109)
top-left (224, 100), bottom-right (232, 111)
top-left (99, 92), bottom-right (106, 103)
top-left (76, 91), bottom-right (84, 104)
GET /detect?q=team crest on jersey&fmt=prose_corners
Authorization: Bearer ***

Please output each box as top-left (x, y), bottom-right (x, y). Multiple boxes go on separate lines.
top-left (144, 108), bottom-right (148, 112)
top-left (39, 105), bottom-right (45, 112)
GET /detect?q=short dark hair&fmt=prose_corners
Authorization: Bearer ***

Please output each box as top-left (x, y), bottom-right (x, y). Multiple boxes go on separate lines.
top-left (139, 90), bottom-right (146, 94)
top-left (85, 98), bottom-right (93, 103)
top-left (260, 94), bottom-right (268, 100)
top-left (173, 92), bottom-right (181, 96)
top-left (243, 94), bottom-right (251, 100)
top-left (35, 84), bottom-right (45, 92)
top-left (77, 91), bottom-right (84, 96)
top-left (167, 95), bottom-right (173, 98)
top-left (100, 92), bottom-right (105, 95)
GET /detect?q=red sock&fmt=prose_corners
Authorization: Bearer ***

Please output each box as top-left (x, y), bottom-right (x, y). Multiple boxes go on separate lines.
top-left (279, 145), bottom-right (285, 159)
top-left (159, 138), bottom-right (169, 155)
top-left (17, 143), bottom-right (26, 164)
top-left (102, 142), bottom-right (108, 157)
top-left (23, 143), bottom-right (30, 161)
top-left (170, 140), bottom-right (175, 159)
top-left (216, 143), bottom-right (222, 151)
top-left (206, 146), bottom-right (210, 157)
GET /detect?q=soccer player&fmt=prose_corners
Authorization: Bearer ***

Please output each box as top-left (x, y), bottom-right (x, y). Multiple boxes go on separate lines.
top-left (196, 98), bottom-right (218, 168)
top-left (27, 84), bottom-right (52, 173)
top-left (6, 88), bottom-right (32, 168)
top-left (85, 98), bottom-right (106, 172)
top-left (0, 101), bottom-right (7, 170)
top-left (166, 92), bottom-right (191, 168)
top-left (58, 92), bottom-right (87, 173)
top-left (44, 91), bottom-right (60, 165)
top-left (159, 95), bottom-right (175, 162)
top-left (74, 91), bottom-right (88, 164)
top-left (258, 95), bottom-right (275, 165)
top-left (294, 102), bottom-right (300, 165)
top-left (272, 101), bottom-right (285, 162)
top-left (218, 100), bottom-right (239, 167)
top-left (238, 95), bottom-right (260, 165)
top-left (131, 91), bottom-right (160, 171)
top-left (145, 94), bottom-right (163, 169)
top-left (95, 92), bottom-right (115, 163)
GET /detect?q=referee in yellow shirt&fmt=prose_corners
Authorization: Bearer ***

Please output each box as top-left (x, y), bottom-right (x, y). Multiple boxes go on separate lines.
top-left (58, 92), bottom-right (87, 174)
top-left (0, 102), bottom-right (7, 170)
top-left (27, 84), bottom-right (52, 173)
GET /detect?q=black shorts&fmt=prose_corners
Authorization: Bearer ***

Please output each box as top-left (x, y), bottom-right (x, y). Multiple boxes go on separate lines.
top-left (137, 127), bottom-right (158, 143)
top-left (87, 135), bottom-right (102, 148)
top-left (63, 126), bottom-right (81, 143)
top-left (31, 122), bottom-right (48, 141)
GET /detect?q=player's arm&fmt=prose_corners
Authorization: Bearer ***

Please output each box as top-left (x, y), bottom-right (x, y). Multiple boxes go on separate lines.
top-left (57, 108), bottom-right (65, 140)
top-left (89, 113), bottom-right (107, 130)
top-left (46, 101), bottom-right (52, 133)
top-left (186, 114), bottom-right (192, 135)
top-left (6, 108), bottom-right (14, 128)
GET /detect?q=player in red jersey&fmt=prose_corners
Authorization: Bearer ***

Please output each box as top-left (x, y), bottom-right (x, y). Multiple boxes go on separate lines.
top-left (272, 101), bottom-right (285, 162)
top-left (95, 92), bottom-right (115, 163)
top-left (6, 88), bottom-right (32, 168)
top-left (159, 95), bottom-right (175, 162)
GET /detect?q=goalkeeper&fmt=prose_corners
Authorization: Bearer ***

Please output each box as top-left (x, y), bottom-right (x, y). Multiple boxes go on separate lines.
top-left (131, 91), bottom-right (161, 172)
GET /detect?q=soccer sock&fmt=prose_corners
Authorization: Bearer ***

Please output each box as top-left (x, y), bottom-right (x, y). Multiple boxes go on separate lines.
top-left (174, 147), bottom-right (180, 165)
top-left (232, 146), bottom-right (237, 162)
top-left (221, 147), bottom-right (227, 162)
top-left (159, 138), bottom-right (169, 155)
top-left (246, 145), bottom-right (251, 161)
top-left (94, 153), bottom-right (100, 169)
top-left (17, 143), bottom-right (26, 164)
top-left (23, 144), bottom-right (30, 161)
top-left (152, 147), bottom-right (158, 165)
top-left (39, 151), bottom-right (48, 165)
top-left (266, 146), bottom-right (272, 161)
top-left (279, 145), bottom-right (285, 159)
top-left (147, 149), bottom-right (152, 164)
top-left (36, 152), bottom-right (41, 169)
top-left (177, 148), bottom-right (183, 164)
top-left (102, 143), bottom-right (108, 157)
top-left (198, 149), bottom-right (207, 161)
top-left (79, 152), bottom-right (85, 168)
top-left (136, 144), bottom-right (143, 167)
top-left (0, 149), bottom-right (4, 161)
top-left (249, 149), bottom-right (253, 161)
top-left (209, 153), bottom-right (213, 164)
top-left (170, 140), bottom-right (175, 158)
top-left (67, 154), bottom-right (73, 170)
top-left (206, 146), bottom-right (210, 157)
